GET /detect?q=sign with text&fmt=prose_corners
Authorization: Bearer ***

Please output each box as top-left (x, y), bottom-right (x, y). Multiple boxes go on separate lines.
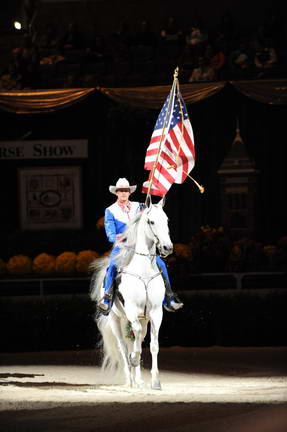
top-left (0, 140), bottom-right (88, 160)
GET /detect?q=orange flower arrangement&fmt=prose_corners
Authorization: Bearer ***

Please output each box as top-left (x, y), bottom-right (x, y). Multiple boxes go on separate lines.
top-left (76, 250), bottom-right (99, 273)
top-left (55, 251), bottom-right (77, 274)
top-left (263, 245), bottom-right (277, 257)
top-left (173, 243), bottom-right (192, 260)
top-left (96, 216), bottom-right (105, 230)
top-left (7, 255), bottom-right (32, 274)
top-left (33, 253), bottom-right (56, 274)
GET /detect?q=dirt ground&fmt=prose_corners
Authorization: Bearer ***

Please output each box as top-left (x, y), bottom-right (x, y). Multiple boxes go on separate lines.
top-left (0, 346), bottom-right (287, 432)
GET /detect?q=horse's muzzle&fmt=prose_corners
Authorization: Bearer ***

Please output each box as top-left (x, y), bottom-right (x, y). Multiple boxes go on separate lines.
top-left (159, 244), bottom-right (173, 257)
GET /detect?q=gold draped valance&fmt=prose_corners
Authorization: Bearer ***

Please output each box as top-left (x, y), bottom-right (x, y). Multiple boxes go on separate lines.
top-left (0, 88), bottom-right (96, 114)
top-left (98, 82), bottom-right (226, 109)
top-left (230, 79), bottom-right (287, 105)
top-left (0, 80), bottom-right (286, 114)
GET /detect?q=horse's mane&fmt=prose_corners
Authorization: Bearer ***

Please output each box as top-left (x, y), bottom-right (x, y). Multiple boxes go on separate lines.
top-left (115, 211), bottom-right (144, 269)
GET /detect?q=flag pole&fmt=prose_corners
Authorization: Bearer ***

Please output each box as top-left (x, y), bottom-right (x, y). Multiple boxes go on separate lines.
top-left (145, 68), bottom-right (178, 204)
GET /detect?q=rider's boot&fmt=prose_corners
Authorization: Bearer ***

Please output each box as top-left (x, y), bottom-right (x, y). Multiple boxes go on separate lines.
top-left (162, 276), bottom-right (184, 312)
top-left (98, 280), bottom-right (114, 315)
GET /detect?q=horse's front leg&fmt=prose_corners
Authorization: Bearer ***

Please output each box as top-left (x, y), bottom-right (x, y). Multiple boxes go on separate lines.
top-left (125, 317), bottom-right (146, 388)
top-left (130, 319), bottom-right (148, 388)
top-left (149, 307), bottom-right (163, 390)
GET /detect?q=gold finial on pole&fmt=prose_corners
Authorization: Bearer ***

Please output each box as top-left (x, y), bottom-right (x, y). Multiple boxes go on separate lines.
top-left (174, 66), bottom-right (179, 79)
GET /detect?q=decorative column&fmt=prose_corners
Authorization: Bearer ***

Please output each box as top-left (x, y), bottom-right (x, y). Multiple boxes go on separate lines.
top-left (217, 119), bottom-right (260, 239)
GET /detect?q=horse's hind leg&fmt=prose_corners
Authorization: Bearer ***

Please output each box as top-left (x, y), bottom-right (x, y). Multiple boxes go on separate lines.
top-left (129, 319), bottom-right (143, 368)
top-left (131, 319), bottom-right (148, 388)
top-left (149, 309), bottom-right (163, 390)
top-left (109, 317), bottom-right (132, 386)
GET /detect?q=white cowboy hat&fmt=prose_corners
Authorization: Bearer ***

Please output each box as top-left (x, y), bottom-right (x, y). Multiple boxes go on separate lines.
top-left (109, 178), bottom-right (137, 195)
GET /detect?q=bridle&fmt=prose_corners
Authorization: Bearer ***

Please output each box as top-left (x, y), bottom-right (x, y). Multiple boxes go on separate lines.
top-left (136, 210), bottom-right (166, 258)
top-left (123, 210), bottom-right (164, 259)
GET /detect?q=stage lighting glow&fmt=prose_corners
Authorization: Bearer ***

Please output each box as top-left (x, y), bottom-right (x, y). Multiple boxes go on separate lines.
top-left (14, 21), bottom-right (22, 30)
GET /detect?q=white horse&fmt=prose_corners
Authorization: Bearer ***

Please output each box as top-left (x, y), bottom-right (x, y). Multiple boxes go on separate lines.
top-left (90, 198), bottom-right (173, 389)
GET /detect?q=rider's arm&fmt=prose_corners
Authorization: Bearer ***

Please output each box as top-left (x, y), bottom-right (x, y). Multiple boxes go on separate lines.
top-left (104, 208), bottom-right (117, 243)
top-left (138, 203), bottom-right (146, 212)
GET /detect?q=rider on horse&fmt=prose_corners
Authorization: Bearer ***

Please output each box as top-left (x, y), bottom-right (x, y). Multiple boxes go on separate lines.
top-left (98, 178), bottom-right (184, 314)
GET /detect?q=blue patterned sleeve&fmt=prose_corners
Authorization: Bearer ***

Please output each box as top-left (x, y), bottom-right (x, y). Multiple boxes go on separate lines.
top-left (104, 208), bottom-right (116, 243)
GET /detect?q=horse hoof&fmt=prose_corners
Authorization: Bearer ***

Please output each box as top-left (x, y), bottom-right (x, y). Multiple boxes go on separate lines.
top-left (135, 380), bottom-right (145, 389)
top-left (151, 381), bottom-right (162, 390)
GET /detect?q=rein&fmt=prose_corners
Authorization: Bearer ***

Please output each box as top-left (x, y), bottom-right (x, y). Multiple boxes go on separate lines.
top-left (125, 247), bottom-right (157, 258)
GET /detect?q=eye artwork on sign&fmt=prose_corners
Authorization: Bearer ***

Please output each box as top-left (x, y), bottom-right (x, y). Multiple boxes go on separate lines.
top-left (18, 166), bottom-right (82, 230)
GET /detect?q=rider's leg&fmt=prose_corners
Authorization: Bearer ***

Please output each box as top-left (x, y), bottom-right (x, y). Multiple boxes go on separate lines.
top-left (98, 248), bottom-right (118, 313)
top-left (103, 265), bottom-right (116, 303)
top-left (156, 256), bottom-right (183, 312)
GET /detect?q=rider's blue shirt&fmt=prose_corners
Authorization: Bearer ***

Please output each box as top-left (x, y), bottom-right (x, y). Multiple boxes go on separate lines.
top-left (104, 201), bottom-right (140, 243)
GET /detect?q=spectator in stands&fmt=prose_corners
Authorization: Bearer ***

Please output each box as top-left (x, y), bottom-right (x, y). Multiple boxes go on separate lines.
top-left (186, 22), bottom-right (207, 47)
top-left (185, 20), bottom-right (208, 64)
top-left (6, 35), bottom-right (39, 89)
top-left (160, 16), bottom-right (184, 46)
top-left (180, 19), bottom-right (207, 67)
top-left (254, 40), bottom-right (278, 77)
top-left (133, 20), bottom-right (157, 60)
top-left (60, 21), bottom-right (84, 50)
top-left (0, 53), bottom-right (22, 90)
top-left (229, 38), bottom-right (253, 77)
top-left (107, 21), bottom-right (132, 64)
top-left (188, 56), bottom-right (216, 82)
top-left (204, 43), bottom-right (226, 77)
top-left (38, 23), bottom-right (59, 49)
top-left (84, 32), bottom-right (112, 77)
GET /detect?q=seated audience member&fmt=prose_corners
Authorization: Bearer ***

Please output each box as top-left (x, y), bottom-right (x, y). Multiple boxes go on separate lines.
top-left (185, 21), bottom-right (208, 64)
top-left (188, 56), bottom-right (216, 82)
top-left (254, 41), bottom-right (278, 77)
top-left (133, 19), bottom-right (157, 60)
top-left (204, 43), bottom-right (226, 74)
top-left (160, 16), bottom-right (184, 46)
top-left (229, 39), bottom-right (253, 76)
top-left (60, 21), bottom-right (84, 50)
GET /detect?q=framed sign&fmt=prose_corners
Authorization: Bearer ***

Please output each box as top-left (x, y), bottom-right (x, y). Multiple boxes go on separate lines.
top-left (18, 166), bottom-right (82, 231)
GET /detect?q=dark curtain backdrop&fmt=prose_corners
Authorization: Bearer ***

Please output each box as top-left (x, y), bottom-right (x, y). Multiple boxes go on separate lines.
top-left (0, 84), bottom-right (287, 259)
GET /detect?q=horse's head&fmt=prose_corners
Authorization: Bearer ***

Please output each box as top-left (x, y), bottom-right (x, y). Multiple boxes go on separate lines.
top-left (144, 197), bottom-right (173, 257)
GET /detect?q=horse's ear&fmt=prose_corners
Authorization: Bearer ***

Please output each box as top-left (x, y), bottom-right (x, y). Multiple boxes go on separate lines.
top-left (145, 194), bottom-right (152, 208)
top-left (158, 196), bottom-right (166, 207)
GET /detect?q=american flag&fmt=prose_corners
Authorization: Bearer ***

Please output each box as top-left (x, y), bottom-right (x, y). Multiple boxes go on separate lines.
top-left (142, 80), bottom-right (195, 197)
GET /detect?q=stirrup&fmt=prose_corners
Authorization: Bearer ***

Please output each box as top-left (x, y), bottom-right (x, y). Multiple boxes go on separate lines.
top-left (164, 298), bottom-right (184, 313)
top-left (97, 294), bottom-right (112, 316)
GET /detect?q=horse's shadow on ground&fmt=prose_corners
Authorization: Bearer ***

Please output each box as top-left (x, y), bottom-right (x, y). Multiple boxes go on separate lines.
top-left (0, 373), bottom-right (123, 390)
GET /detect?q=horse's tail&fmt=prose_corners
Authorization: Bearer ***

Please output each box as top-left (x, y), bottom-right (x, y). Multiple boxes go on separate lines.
top-left (89, 256), bottom-right (109, 302)
top-left (96, 314), bottom-right (124, 374)
top-left (89, 256), bottom-right (124, 373)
